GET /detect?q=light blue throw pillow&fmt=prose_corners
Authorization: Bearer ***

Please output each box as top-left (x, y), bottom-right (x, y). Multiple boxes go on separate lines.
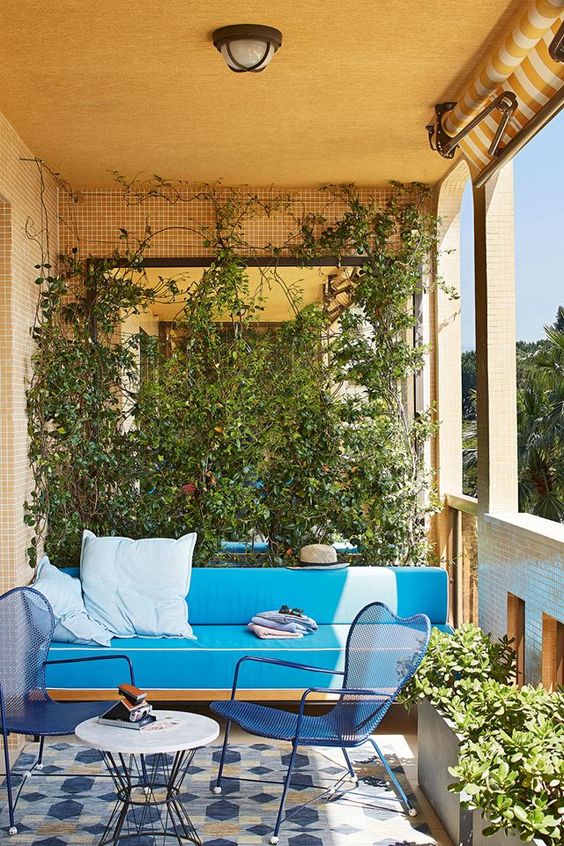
top-left (80, 530), bottom-right (197, 639)
top-left (33, 556), bottom-right (114, 646)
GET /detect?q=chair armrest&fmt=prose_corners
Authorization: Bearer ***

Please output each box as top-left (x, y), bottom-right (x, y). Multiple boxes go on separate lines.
top-left (300, 686), bottom-right (387, 701)
top-left (230, 655), bottom-right (344, 699)
top-left (45, 654), bottom-right (135, 685)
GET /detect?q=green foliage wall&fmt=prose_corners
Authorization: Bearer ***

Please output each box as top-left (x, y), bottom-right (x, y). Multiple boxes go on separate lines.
top-left (26, 180), bottom-right (440, 566)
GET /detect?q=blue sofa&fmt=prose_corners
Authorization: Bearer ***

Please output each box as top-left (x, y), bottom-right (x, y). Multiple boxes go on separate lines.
top-left (46, 566), bottom-right (450, 700)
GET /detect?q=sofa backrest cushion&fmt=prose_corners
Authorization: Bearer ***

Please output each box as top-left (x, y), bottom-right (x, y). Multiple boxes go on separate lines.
top-left (188, 567), bottom-right (448, 625)
top-left (80, 530), bottom-right (197, 638)
top-left (62, 566), bottom-right (448, 626)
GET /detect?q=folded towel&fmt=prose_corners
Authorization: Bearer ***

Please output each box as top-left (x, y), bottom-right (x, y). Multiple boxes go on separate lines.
top-left (257, 610), bottom-right (318, 631)
top-left (251, 615), bottom-right (310, 634)
top-left (248, 623), bottom-right (303, 639)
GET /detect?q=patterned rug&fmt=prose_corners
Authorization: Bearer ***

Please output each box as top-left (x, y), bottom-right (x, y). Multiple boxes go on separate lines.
top-left (1, 740), bottom-right (437, 846)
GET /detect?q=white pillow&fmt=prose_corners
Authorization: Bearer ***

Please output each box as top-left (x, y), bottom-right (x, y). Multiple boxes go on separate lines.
top-left (34, 555), bottom-right (114, 646)
top-left (80, 530), bottom-right (197, 639)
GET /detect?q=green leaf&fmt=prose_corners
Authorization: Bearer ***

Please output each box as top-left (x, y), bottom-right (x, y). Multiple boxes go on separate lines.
top-left (513, 806), bottom-right (529, 823)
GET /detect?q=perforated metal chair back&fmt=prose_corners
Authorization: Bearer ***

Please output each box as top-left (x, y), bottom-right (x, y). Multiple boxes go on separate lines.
top-left (211, 600), bottom-right (432, 841)
top-left (0, 587), bottom-right (55, 717)
top-left (328, 601), bottom-right (430, 743)
top-left (0, 586), bottom-right (135, 835)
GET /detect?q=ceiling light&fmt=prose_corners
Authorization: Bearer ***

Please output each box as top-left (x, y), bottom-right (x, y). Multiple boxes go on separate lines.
top-left (212, 24), bottom-right (282, 73)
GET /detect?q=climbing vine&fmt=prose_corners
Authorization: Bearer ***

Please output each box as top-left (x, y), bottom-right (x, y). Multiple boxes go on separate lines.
top-left (25, 175), bottom-right (441, 566)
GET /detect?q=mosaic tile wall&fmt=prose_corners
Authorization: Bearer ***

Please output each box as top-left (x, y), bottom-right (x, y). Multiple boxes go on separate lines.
top-left (479, 514), bottom-right (564, 685)
top-left (0, 111), bottom-right (58, 595)
top-left (0, 173), bottom-right (401, 603)
top-left (58, 184), bottom-right (394, 258)
top-left (0, 170), bottom-right (408, 601)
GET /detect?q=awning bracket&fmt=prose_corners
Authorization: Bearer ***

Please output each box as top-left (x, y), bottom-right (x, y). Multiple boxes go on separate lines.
top-left (426, 92), bottom-right (518, 159)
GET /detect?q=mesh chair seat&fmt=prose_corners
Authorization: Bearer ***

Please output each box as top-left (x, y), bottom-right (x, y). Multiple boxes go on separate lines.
top-left (212, 697), bottom-right (389, 746)
top-left (2, 698), bottom-right (113, 737)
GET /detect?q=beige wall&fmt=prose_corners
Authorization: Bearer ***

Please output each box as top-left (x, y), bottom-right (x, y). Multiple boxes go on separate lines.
top-left (0, 110), bottom-right (58, 593)
top-left (121, 308), bottom-right (160, 342)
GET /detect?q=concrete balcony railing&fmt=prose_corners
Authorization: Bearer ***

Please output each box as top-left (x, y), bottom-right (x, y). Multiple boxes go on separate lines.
top-left (444, 493), bottom-right (478, 628)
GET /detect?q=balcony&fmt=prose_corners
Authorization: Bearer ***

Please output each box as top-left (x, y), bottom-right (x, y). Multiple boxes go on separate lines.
top-left (0, 1), bottom-right (562, 845)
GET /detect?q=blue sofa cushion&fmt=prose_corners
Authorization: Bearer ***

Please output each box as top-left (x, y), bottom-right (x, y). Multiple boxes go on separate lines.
top-left (45, 620), bottom-right (452, 693)
top-left (46, 625), bottom-right (348, 691)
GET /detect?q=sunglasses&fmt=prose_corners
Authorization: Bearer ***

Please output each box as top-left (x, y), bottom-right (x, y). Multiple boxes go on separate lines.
top-left (279, 605), bottom-right (304, 617)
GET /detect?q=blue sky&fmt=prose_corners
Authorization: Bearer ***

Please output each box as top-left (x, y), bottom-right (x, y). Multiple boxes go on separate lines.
top-left (460, 108), bottom-right (564, 350)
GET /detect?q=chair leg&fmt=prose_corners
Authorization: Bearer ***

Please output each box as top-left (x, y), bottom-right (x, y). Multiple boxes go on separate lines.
top-left (368, 737), bottom-right (417, 816)
top-left (36, 736), bottom-right (45, 770)
top-left (342, 747), bottom-right (358, 784)
top-left (23, 735), bottom-right (47, 779)
top-left (270, 742), bottom-right (299, 845)
top-left (2, 729), bottom-right (17, 835)
top-left (213, 719), bottom-right (231, 794)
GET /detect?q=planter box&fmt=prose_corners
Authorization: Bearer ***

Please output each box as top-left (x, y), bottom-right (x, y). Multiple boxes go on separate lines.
top-left (417, 698), bottom-right (473, 846)
top-left (418, 699), bottom-right (544, 846)
top-left (473, 814), bottom-right (544, 846)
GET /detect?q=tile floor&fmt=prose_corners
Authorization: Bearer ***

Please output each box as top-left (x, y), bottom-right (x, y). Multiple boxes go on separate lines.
top-left (186, 701), bottom-right (453, 846)
top-left (1, 702), bottom-right (453, 845)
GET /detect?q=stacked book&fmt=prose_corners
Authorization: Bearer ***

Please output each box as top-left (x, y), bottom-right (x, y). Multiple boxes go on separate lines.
top-left (99, 684), bottom-right (156, 730)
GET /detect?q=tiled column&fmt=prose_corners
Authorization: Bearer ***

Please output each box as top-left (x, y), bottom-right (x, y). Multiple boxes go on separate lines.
top-left (0, 200), bottom-right (15, 595)
top-left (0, 114), bottom-right (58, 765)
top-left (472, 162), bottom-right (518, 516)
top-left (0, 113), bottom-right (58, 593)
top-left (473, 161), bottom-right (523, 654)
top-left (432, 161), bottom-right (469, 562)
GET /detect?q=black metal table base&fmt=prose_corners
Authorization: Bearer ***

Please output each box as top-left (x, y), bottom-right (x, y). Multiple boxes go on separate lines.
top-left (100, 748), bottom-right (201, 845)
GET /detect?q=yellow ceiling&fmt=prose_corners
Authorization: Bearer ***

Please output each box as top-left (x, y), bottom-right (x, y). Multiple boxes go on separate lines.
top-left (141, 265), bottom-right (331, 322)
top-left (0, 1), bottom-right (524, 188)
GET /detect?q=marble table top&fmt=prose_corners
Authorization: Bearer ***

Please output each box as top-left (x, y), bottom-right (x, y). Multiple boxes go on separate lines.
top-left (75, 709), bottom-right (220, 755)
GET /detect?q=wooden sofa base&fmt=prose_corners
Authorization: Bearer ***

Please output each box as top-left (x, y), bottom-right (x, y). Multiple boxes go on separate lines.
top-left (48, 688), bottom-right (339, 702)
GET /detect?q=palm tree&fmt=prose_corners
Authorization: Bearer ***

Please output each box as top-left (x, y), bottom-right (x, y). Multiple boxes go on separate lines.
top-left (553, 305), bottom-right (564, 335)
top-left (462, 308), bottom-right (564, 521)
top-left (516, 316), bottom-right (564, 521)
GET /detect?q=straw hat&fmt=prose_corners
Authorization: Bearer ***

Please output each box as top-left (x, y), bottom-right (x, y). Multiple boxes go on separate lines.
top-left (287, 543), bottom-right (349, 571)
top-left (299, 544), bottom-right (337, 564)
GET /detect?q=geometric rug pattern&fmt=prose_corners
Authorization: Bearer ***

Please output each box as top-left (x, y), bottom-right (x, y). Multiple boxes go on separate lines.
top-left (1, 741), bottom-right (437, 846)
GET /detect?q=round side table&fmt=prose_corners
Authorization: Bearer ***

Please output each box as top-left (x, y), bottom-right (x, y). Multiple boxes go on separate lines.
top-left (75, 709), bottom-right (219, 846)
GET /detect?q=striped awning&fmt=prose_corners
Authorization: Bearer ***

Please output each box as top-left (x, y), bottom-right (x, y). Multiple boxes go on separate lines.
top-left (445, 0), bottom-right (564, 177)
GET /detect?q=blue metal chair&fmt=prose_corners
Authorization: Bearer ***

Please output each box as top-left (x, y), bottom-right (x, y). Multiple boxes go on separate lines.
top-left (0, 586), bottom-right (135, 835)
top-left (211, 601), bottom-right (431, 845)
